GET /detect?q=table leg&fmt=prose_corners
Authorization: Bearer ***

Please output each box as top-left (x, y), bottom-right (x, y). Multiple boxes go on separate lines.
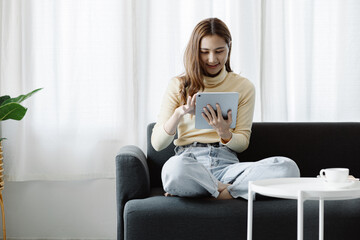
top-left (298, 191), bottom-right (304, 240)
top-left (247, 182), bottom-right (253, 240)
top-left (319, 198), bottom-right (324, 240)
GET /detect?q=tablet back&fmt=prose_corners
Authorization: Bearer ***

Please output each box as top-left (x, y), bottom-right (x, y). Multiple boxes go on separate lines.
top-left (195, 92), bottom-right (239, 129)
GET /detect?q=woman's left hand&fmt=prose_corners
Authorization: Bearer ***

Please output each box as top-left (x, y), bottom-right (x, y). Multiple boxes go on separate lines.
top-left (202, 103), bottom-right (232, 142)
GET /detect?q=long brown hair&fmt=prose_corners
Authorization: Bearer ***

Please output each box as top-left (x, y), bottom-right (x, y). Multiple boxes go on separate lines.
top-left (178, 18), bottom-right (233, 104)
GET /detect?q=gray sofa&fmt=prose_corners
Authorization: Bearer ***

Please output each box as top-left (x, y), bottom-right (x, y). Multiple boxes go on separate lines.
top-left (116, 122), bottom-right (360, 240)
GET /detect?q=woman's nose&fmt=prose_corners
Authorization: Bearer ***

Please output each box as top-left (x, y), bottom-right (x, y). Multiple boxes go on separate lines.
top-left (208, 52), bottom-right (216, 63)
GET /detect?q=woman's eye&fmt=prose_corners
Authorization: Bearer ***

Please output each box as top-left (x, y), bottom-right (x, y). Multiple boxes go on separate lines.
top-left (200, 52), bottom-right (208, 54)
top-left (216, 51), bottom-right (224, 54)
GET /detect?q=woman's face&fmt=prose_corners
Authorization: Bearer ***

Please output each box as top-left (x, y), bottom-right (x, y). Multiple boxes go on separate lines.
top-left (200, 34), bottom-right (229, 77)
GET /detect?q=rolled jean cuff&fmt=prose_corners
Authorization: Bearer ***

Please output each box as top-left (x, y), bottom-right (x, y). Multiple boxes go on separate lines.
top-left (212, 190), bottom-right (220, 198)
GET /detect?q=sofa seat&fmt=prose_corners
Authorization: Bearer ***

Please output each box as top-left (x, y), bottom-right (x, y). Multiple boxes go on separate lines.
top-left (124, 187), bottom-right (360, 240)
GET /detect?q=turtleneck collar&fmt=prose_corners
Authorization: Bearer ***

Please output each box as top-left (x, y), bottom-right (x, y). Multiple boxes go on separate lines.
top-left (203, 67), bottom-right (228, 88)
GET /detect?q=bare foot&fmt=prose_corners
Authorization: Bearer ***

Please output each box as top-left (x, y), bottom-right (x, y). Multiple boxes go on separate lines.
top-left (217, 188), bottom-right (234, 200)
top-left (164, 192), bottom-right (176, 197)
top-left (217, 182), bottom-right (234, 200)
top-left (218, 182), bottom-right (230, 192)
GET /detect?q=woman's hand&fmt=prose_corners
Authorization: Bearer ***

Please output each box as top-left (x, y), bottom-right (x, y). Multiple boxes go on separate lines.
top-left (175, 95), bottom-right (196, 116)
top-left (202, 103), bottom-right (232, 142)
top-left (164, 95), bottom-right (196, 135)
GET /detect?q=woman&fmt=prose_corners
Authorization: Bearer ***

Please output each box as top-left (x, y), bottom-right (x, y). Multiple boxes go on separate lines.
top-left (151, 18), bottom-right (300, 200)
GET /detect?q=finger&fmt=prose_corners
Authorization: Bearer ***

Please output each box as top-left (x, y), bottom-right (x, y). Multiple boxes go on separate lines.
top-left (227, 110), bottom-right (232, 124)
top-left (202, 107), bottom-right (212, 119)
top-left (203, 107), bottom-right (215, 125)
top-left (216, 103), bottom-right (223, 120)
top-left (191, 94), bottom-right (197, 106)
top-left (207, 104), bottom-right (217, 119)
top-left (201, 112), bottom-right (210, 123)
top-left (186, 96), bottom-right (192, 106)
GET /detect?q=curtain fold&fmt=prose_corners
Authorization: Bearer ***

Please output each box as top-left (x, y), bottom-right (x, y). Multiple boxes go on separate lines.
top-left (1, 0), bottom-right (359, 181)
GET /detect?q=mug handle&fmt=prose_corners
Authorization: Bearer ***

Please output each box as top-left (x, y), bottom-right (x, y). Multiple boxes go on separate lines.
top-left (320, 169), bottom-right (326, 179)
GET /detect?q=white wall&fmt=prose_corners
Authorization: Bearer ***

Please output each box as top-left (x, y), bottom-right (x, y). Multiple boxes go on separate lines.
top-left (0, 179), bottom-right (116, 239)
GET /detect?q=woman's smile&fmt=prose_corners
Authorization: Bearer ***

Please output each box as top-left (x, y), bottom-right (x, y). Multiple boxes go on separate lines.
top-left (207, 63), bottom-right (220, 68)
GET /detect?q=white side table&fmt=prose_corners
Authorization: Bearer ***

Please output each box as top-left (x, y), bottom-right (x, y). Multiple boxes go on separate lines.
top-left (247, 177), bottom-right (360, 240)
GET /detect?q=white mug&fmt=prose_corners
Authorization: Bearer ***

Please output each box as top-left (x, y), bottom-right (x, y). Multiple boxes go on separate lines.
top-left (320, 168), bottom-right (349, 183)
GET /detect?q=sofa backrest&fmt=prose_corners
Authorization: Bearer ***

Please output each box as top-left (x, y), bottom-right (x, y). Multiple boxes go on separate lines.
top-left (147, 122), bottom-right (360, 188)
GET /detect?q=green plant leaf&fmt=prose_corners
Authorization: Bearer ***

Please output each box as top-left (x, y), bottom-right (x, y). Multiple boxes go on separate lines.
top-left (0, 102), bottom-right (28, 121)
top-left (0, 96), bottom-right (10, 106)
top-left (2, 88), bottom-right (43, 105)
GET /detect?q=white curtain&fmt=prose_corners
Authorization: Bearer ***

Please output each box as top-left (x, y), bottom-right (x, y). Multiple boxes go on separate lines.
top-left (1, 0), bottom-right (141, 180)
top-left (261, 0), bottom-right (360, 121)
top-left (1, 0), bottom-right (359, 181)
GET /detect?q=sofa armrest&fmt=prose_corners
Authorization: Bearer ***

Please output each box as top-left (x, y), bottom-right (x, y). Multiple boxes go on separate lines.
top-left (116, 145), bottom-right (150, 240)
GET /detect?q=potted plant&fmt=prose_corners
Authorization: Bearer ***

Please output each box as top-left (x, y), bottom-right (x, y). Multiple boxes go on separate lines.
top-left (0, 88), bottom-right (42, 240)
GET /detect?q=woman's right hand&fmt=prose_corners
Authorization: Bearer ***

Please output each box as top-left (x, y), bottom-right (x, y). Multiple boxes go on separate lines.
top-left (164, 94), bottom-right (197, 135)
top-left (175, 95), bottom-right (196, 116)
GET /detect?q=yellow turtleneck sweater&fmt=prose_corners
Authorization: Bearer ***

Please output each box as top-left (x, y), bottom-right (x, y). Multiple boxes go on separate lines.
top-left (151, 67), bottom-right (255, 153)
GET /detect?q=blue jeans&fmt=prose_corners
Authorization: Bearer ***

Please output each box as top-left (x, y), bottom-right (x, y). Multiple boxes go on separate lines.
top-left (161, 142), bottom-right (300, 199)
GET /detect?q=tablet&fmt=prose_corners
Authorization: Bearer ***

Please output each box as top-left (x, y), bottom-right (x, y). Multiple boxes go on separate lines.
top-left (195, 92), bottom-right (239, 129)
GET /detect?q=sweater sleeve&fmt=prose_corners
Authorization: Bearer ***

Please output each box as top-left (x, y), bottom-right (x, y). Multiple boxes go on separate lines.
top-left (151, 78), bottom-right (180, 151)
top-left (222, 80), bottom-right (255, 153)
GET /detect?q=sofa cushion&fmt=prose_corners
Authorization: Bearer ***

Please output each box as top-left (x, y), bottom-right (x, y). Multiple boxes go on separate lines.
top-left (124, 192), bottom-right (360, 240)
